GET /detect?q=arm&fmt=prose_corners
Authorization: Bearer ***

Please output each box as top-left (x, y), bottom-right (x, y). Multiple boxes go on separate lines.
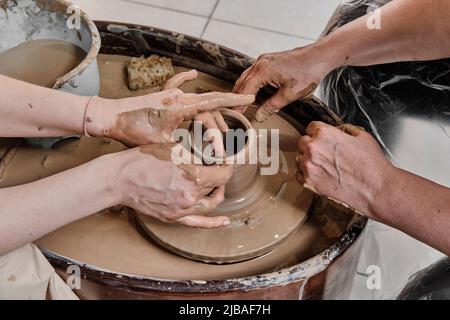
top-left (0, 71), bottom-right (254, 255)
top-left (0, 74), bottom-right (94, 137)
top-left (374, 167), bottom-right (450, 255)
top-left (0, 73), bottom-right (254, 144)
top-left (0, 146), bottom-right (233, 256)
top-left (0, 154), bottom-right (118, 255)
top-left (297, 122), bottom-right (450, 255)
top-left (325, 0), bottom-right (450, 67)
top-left (234, 0), bottom-right (450, 121)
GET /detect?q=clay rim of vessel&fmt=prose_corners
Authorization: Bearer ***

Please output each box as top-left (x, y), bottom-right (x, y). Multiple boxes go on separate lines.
top-left (189, 108), bottom-right (255, 165)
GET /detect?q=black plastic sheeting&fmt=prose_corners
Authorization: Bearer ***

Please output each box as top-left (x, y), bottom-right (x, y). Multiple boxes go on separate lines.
top-left (320, 0), bottom-right (450, 299)
top-left (398, 258), bottom-right (450, 300)
top-left (321, 0), bottom-right (450, 186)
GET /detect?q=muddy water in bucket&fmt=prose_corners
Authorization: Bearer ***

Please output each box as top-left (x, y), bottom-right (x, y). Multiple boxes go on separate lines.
top-left (0, 54), bottom-right (354, 281)
top-left (0, 39), bottom-right (86, 88)
top-left (0, 0), bottom-right (101, 149)
top-left (0, 38), bottom-right (88, 149)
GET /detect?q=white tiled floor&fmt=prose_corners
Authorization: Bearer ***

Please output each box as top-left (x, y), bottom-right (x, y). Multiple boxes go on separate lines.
top-left (71, 0), bottom-right (341, 58)
top-left (203, 20), bottom-right (312, 58)
top-left (212, 0), bottom-right (341, 39)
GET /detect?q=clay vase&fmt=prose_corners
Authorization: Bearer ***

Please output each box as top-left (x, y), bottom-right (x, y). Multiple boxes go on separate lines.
top-left (190, 109), bottom-right (259, 212)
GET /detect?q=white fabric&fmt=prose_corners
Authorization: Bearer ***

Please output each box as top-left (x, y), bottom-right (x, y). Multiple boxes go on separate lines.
top-left (0, 244), bottom-right (78, 300)
top-left (324, 220), bottom-right (445, 299)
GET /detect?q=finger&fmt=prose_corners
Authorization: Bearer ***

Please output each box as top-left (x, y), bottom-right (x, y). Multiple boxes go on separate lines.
top-left (163, 70), bottom-right (198, 90)
top-left (186, 186), bottom-right (226, 215)
top-left (177, 214), bottom-right (230, 229)
top-left (195, 165), bottom-right (233, 188)
top-left (234, 105), bottom-right (248, 114)
top-left (174, 185), bottom-right (225, 216)
top-left (233, 66), bottom-right (257, 113)
top-left (181, 92), bottom-right (255, 110)
top-left (295, 153), bottom-right (303, 171)
top-left (305, 121), bottom-right (333, 137)
top-left (338, 124), bottom-right (365, 137)
top-left (296, 152), bottom-right (307, 170)
top-left (136, 201), bottom-right (185, 224)
top-left (296, 168), bottom-right (305, 185)
top-left (212, 111), bottom-right (229, 132)
top-left (295, 153), bottom-right (307, 185)
top-left (232, 64), bottom-right (256, 93)
top-left (199, 187), bottom-right (215, 197)
top-left (255, 87), bottom-right (294, 123)
top-left (236, 69), bottom-right (268, 96)
top-left (180, 94), bottom-right (255, 120)
top-left (195, 112), bottom-right (226, 158)
top-left (195, 111), bottom-right (225, 133)
top-left (298, 135), bottom-right (313, 154)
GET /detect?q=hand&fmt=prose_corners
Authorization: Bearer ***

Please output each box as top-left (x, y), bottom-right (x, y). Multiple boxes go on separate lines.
top-left (87, 70), bottom-right (254, 146)
top-left (233, 45), bottom-right (333, 122)
top-left (296, 122), bottom-right (395, 216)
top-left (114, 143), bottom-right (233, 228)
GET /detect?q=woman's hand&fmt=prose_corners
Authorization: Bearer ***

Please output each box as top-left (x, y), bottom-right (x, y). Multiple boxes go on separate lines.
top-left (87, 71), bottom-right (255, 146)
top-left (233, 45), bottom-right (335, 122)
top-left (114, 143), bottom-right (233, 228)
top-left (296, 122), bottom-right (395, 216)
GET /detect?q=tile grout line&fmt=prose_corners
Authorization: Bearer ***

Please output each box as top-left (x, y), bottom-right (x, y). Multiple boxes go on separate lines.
top-left (200, 0), bottom-right (220, 39)
top-left (211, 17), bottom-right (316, 41)
top-left (119, 0), bottom-right (316, 41)
top-left (120, 0), bottom-right (209, 18)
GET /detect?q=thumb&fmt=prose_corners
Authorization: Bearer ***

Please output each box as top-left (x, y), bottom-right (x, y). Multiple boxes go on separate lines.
top-left (255, 87), bottom-right (293, 123)
top-left (338, 124), bottom-right (366, 137)
top-left (177, 215), bottom-right (230, 228)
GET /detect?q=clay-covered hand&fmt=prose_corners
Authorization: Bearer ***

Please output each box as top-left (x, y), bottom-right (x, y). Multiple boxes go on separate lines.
top-left (233, 45), bottom-right (332, 122)
top-left (296, 122), bottom-right (395, 216)
top-left (87, 70), bottom-right (254, 146)
top-left (114, 143), bottom-right (233, 228)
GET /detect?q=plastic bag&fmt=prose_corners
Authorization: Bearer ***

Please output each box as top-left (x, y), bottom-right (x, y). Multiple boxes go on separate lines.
top-left (320, 0), bottom-right (448, 299)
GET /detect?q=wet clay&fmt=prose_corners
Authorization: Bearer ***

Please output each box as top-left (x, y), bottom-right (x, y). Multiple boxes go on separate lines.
top-left (0, 54), bottom-right (354, 280)
top-left (0, 39), bottom-right (86, 88)
top-left (136, 108), bottom-right (313, 263)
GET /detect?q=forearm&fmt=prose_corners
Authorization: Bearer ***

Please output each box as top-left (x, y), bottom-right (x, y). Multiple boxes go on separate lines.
top-left (0, 74), bottom-right (178, 139)
top-left (0, 75), bottom-right (117, 138)
top-left (371, 167), bottom-right (450, 255)
top-left (316, 0), bottom-right (450, 70)
top-left (0, 153), bottom-right (120, 255)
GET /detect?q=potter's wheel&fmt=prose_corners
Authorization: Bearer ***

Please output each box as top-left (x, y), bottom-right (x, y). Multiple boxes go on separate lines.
top-left (136, 108), bottom-right (312, 264)
top-left (0, 53), bottom-right (354, 281)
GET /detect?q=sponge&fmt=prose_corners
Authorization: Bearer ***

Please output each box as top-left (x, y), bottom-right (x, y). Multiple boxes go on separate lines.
top-left (127, 55), bottom-right (174, 90)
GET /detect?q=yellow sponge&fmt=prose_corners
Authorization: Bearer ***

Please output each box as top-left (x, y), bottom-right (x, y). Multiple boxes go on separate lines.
top-left (127, 55), bottom-right (174, 90)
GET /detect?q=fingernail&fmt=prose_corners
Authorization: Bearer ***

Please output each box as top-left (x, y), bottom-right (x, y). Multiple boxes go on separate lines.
top-left (222, 219), bottom-right (231, 226)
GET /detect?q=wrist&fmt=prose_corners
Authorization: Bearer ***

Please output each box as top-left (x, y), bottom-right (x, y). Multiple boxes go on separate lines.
top-left (366, 164), bottom-right (401, 221)
top-left (94, 151), bottom-right (131, 206)
top-left (85, 97), bottom-right (119, 137)
top-left (305, 37), bottom-right (344, 74)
